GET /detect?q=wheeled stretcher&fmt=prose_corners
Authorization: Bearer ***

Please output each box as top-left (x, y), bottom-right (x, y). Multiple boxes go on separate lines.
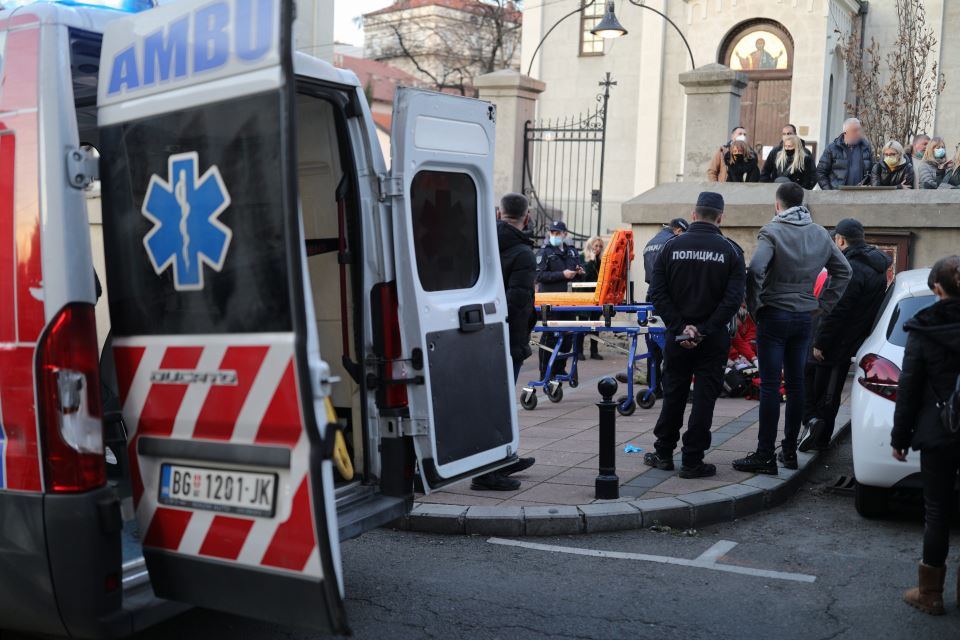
top-left (521, 228), bottom-right (666, 414)
top-left (521, 303), bottom-right (666, 415)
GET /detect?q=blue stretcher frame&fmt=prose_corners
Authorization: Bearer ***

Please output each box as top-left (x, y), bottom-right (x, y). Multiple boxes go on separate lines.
top-left (522, 304), bottom-right (667, 415)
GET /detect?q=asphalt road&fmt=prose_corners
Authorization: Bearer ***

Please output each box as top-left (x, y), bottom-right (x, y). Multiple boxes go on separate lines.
top-left (134, 435), bottom-right (958, 640)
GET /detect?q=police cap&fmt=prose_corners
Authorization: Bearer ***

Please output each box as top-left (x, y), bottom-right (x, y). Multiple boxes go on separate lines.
top-left (695, 191), bottom-right (725, 213)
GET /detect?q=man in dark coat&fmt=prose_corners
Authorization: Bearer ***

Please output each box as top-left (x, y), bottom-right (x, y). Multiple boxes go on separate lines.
top-left (816, 117), bottom-right (874, 189)
top-left (535, 220), bottom-right (582, 378)
top-left (472, 193), bottom-right (537, 492)
top-left (801, 218), bottom-right (891, 451)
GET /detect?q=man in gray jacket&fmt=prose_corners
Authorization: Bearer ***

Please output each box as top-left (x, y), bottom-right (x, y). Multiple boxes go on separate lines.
top-left (733, 182), bottom-right (852, 474)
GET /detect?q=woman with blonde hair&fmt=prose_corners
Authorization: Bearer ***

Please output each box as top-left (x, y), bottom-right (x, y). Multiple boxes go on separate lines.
top-left (918, 137), bottom-right (954, 189)
top-left (870, 140), bottom-right (915, 188)
top-left (761, 134), bottom-right (815, 188)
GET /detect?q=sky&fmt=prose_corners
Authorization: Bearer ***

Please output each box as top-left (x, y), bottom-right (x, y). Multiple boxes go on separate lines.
top-left (334, 0), bottom-right (394, 46)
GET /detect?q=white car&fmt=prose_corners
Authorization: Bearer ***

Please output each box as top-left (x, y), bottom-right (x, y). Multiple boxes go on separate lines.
top-left (852, 268), bottom-right (935, 517)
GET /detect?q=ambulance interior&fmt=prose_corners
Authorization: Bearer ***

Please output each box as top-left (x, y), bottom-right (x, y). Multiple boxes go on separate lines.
top-left (69, 33), bottom-right (368, 568)
top-left (295, 92), bottom-right (368, 491)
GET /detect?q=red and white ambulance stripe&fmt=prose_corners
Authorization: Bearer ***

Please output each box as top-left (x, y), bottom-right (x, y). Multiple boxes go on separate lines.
top-left (113, 333), bottom-right (322, 578)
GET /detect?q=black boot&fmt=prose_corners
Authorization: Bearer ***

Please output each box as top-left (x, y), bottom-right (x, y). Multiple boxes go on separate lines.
top-left (471, 472), bottom-right (520, 491)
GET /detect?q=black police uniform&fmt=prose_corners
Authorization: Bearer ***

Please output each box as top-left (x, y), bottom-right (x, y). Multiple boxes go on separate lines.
top-left (648, 222), bottom-right (746, 468)
top-left (642, 227), bottom-right (677, 285)
top-left (535, 242), bottom-right (581, 376)
top-left (642, 227), bottom-right (678, 395)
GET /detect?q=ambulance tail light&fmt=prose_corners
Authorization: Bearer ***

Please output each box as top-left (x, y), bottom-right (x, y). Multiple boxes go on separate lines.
top-left (372, 282), bottom-right (408, 409)
top-left (37, 304), bottom-right (105, 493)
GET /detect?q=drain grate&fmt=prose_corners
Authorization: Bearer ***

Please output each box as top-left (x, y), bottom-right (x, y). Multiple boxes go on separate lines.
top-left (822, 475), bottom-right (856, 495)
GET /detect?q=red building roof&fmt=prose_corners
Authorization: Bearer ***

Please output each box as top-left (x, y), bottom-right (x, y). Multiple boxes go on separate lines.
top-left (333, 53), bottom-right (422, 105)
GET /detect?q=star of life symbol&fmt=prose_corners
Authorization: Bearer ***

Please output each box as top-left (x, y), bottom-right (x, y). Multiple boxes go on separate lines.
top-left (142, 152), bottom-right (232, 291)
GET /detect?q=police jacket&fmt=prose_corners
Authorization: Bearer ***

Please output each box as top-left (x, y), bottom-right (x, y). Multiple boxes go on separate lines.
top-left (498, 221), bottom-right (536, 361)
top-left (643, 228), bottom-right (675, 284)
top-left (649, 222), bottom-right (746, 336)
top-left (536, 242), bottom-right (581, 293)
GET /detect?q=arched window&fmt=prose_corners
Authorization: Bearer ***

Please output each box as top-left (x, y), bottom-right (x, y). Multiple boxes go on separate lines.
top-left (718, 20), bottom-right (795, 155)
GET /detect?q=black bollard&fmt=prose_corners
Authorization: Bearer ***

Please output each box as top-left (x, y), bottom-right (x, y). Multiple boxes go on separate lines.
top-left (595, 376), bottom-right (619, 499)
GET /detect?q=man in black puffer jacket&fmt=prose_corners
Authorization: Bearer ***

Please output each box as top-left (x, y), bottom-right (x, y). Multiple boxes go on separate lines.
top-left (472, 193), bottom-right (537, 492)
top-left (801, 218), bottom-right (891, 451)
top-left (496, 193), bottom-right (537, 383)
top-left (816, 118), bottom-right (874, 189)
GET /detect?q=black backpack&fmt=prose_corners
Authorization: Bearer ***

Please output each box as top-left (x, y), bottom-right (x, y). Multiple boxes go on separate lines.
top-left (937, 374), bottom-right (960, 435)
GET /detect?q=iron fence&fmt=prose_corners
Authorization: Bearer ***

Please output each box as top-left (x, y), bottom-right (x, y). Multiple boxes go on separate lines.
top-left (522, 73), bottom-right (615, 245)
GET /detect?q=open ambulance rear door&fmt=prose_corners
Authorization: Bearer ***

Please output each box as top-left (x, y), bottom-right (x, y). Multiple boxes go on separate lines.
top-left (388, 89), bottom-right (520, 491)
top-left (96, 0), bottom-right (347, 633)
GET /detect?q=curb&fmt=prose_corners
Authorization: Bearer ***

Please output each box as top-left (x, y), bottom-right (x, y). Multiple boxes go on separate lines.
top-left (393, 421), bottom-right (849, 537)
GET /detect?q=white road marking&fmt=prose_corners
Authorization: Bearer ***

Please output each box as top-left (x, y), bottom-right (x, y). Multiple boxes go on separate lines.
top-left (487, 538), bottom-right (816, 584)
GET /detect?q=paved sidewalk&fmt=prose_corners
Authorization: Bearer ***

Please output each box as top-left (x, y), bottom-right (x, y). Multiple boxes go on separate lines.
top-left (400, 348), bottom-right (851, 536)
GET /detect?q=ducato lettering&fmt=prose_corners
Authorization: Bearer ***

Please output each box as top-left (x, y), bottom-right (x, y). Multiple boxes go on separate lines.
top-left (108, 0), bottom-right (275, 96)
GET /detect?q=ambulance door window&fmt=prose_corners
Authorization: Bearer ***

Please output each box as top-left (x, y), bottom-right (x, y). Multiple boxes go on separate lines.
top-left (410, 171), bottom-right (480, 292)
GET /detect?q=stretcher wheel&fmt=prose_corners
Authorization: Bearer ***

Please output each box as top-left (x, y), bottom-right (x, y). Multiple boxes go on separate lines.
top-left (520, 389), bottom-right (538, 410)
top-left (546, 383), bottom-right (564, 403)
top-left (637, 391), bottom-right (657, 410)
top-left (616, 397), bottom-right (636, 416)
top-left (569, 371), bottom-right (579, 388)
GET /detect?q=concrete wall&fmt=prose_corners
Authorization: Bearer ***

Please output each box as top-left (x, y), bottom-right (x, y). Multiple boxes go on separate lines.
top-left (622, 182), bottom-right (960, 299)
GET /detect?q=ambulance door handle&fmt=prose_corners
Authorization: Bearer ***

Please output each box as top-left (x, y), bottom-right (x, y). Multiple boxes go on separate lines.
top-left (458, 304), bottom-right (484, 333)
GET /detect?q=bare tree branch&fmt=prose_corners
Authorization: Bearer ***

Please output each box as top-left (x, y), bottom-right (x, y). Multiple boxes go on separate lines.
top-left (366, 0), bottom-right (522, 96)
top-left (838, 0), bottom-right (946, 157)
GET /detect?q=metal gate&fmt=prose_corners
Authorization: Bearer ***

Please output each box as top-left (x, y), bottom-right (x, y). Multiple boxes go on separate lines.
top-left (522, 73), bottom-right (615, 244)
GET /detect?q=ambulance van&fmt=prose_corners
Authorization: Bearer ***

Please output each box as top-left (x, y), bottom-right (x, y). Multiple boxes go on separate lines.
top-left (0, 0), bottom-right (519, 636)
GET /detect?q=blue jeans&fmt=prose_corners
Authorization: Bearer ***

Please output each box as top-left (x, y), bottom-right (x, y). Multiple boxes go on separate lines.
top-left (756, 308), bottom-right (812, 455)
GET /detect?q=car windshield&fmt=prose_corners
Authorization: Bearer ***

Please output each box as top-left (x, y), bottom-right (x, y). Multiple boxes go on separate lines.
top-left (886, 294), bottom-right (937, 347)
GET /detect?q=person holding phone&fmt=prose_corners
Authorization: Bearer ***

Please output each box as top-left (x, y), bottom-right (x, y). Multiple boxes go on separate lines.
top-left (645, 192), bottom-right (746, 479)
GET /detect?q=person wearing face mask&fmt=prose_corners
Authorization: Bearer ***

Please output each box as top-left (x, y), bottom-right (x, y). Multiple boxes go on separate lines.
top-left (890, 256), bottom-right (960, 616)
top-left (937, 148), bottom-right (960, 189)
top-left (816, 117), bottom-right (874, 189)
top-left (722, 140), bottom-right (760, 183)
top-left (870, 140), bottom-right (915, 188)
top-left (535, 221), bottom-right (584, 379)
top-left (760, 134), bottom-right (816, 188)
top-left (918, 137), bottom-right (955, 189)
top-left (707, 126), bottom-right (754, 182)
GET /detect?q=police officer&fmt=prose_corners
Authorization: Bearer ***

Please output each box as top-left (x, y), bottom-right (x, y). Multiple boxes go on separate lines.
top-left (643, 218), bottom-right (689, 287)
top-left (639, 218), bottom-right (688, 396)
top-left (536, 221), bottom-right (583, 378)
top-left (644, 192), bottom-right (745, 479)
